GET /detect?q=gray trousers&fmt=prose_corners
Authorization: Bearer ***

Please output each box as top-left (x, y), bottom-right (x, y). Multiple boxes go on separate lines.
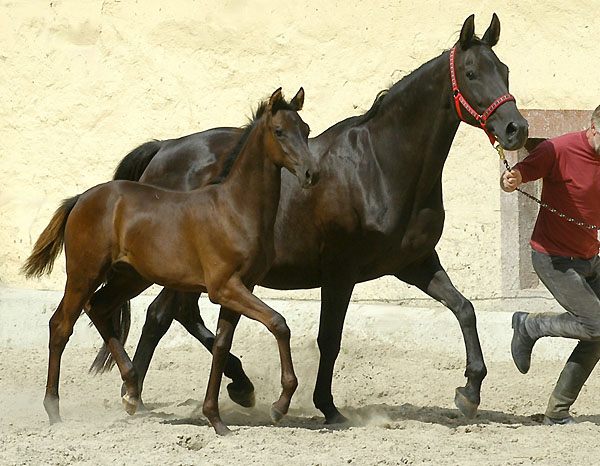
top-left (527, 249), bottom-right (600, 419)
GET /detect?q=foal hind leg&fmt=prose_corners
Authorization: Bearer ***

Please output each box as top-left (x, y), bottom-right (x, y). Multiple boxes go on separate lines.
top-left (395, 251), bottom-right (486, 418)
top-left (87, 273), bottom-right (151, 415)
top-left (204, 277), bottom-right (297, 435)
top-left (45, 278), bottom-right (101, 423)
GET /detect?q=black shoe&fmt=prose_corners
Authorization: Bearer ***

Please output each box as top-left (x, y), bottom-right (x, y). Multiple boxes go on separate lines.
top-left (543, 415), bottom-right (575, 425)
top-left (511, 312), bottom-right (536, 374)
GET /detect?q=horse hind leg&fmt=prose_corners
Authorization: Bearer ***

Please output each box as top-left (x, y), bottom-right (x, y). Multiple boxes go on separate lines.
top-left (87, 272), bottom-right (151, 416)
top-left (396, 252), bottom-right (486, 419)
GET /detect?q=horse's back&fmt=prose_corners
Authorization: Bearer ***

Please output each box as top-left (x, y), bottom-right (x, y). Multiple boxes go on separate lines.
top-left (140, 127), bottom-right (243, 190)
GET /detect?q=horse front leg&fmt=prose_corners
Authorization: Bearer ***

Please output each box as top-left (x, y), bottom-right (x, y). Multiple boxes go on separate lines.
top-left (313, 266), bottom-right (356, 424)
top-left (396, 252), bottom-right (486, 418)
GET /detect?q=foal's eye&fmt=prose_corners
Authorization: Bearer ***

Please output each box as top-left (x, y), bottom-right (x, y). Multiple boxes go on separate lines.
top-left (275, 129), bottom-right (283, 137)
top-left (466, 70), bottom-right (476, 80)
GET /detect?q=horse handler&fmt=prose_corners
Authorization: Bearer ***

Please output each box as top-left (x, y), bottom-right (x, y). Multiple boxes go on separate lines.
top-left (501, 105), bottom-right (600, 425)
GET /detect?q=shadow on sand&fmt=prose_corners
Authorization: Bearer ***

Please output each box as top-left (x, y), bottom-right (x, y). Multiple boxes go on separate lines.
top-left (134, 399), bottom-right (600, 431)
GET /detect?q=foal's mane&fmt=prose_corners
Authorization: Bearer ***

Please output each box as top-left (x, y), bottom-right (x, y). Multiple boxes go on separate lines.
top-left (209, 93), bottom-right (295, 185)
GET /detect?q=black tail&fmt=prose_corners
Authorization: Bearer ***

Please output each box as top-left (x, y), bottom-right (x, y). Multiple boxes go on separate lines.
top-left (89, 140), bottom-right (162, 375)
top-left (113, 140), bottom-right (163, 181)
top-left (89, 297), bottom-right (131, 374)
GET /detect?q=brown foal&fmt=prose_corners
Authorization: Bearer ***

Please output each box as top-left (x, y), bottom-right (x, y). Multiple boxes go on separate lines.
top-left (22, 87), bottom-right (319, 435)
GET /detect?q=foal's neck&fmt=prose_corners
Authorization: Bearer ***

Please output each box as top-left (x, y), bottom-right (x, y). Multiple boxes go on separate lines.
top-left (222, 118), bottom-right (283, 224)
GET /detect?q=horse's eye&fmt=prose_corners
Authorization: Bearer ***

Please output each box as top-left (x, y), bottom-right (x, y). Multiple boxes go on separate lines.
top-left (275, 129), bottom-right (283, 137)
top-left (466, 71), bottom-right (476, 80)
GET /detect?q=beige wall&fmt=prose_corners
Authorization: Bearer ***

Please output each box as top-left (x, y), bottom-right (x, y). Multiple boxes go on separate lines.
top-left (2, 1), bottom-right (599, 304)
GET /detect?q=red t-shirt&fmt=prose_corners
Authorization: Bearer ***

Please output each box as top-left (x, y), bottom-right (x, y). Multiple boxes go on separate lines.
top-left (514, 130), bottom-right (600, 259)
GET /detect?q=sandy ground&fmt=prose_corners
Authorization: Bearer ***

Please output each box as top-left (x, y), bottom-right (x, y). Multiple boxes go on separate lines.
top-left (2, 289), bottom-right (600, 465)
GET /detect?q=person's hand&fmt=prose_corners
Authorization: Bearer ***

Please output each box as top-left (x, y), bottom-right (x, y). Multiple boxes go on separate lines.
top-left (501, 169), bottom-right (522, 192)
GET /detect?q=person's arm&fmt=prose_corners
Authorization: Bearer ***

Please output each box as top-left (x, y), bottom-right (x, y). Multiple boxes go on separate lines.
top-left (500, 139), bottom-right (556, 193)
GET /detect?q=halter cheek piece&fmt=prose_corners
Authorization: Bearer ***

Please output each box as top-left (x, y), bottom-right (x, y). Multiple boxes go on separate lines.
top-left (449, 46), bottom-right (515, 145)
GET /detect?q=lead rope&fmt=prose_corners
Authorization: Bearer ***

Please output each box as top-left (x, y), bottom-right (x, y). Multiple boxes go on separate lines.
top-left (497, 145), bottom-right (599, 230)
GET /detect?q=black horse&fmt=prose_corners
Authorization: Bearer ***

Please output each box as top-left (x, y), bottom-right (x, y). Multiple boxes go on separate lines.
top-left (97, 14), bottom-right (528, 423)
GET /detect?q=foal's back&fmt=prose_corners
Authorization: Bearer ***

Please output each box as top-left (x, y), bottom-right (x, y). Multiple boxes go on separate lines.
top-left (66, 180), bottom-right (221, 291)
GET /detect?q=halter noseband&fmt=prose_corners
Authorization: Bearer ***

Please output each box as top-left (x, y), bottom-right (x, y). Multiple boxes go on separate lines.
top-left (449, 46), bottom-right (515, 145)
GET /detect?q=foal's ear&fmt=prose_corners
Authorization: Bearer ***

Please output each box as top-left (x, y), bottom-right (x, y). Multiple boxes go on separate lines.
top-left (268, 87), bottom-right (283, 113)
top-left (482, 13), bottom-right (500, 47)
top-left (459, 14), bottom-right (476, 49)
top-left (290, 87), bottom-right (305, 112)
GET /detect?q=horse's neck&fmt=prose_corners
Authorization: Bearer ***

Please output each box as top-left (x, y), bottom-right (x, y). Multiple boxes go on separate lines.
top-left (222, 122), bottom-right (282, 227)
top-left (373, 51), bottom-right (460, 182)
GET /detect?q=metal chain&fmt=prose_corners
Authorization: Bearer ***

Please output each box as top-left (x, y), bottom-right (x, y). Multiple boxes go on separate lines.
top-left (497, 145), bottom-right (599, 230)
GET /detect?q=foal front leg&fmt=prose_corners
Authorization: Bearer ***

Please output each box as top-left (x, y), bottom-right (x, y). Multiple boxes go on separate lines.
top-left (127, 288), bottom-right (254, 408)
top-left (202, 307), bottom-right (240, 436)
top-left (203, 277), bottom-right (298, 435)
top-left (174, 292), bottom-right (255, 408)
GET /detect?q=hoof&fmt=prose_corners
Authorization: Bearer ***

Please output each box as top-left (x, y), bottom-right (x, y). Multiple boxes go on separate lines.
top-left (324, 411), bottom-right (349, 425)
top-left (270, 404), bottom-right (286, 424)
top-left (213, 422), bottom-right (233, 436)
top-left (135, 398), bottom-right (148, 413)
top-left (454, 387), bottom-right (478, 419)
top-left (122, 394), bottom-right (139, 416)
top-left (43, 398), bottom-right (62, 425)
top-left (227, 382), bottom-right (255, 408)
top-left (48, 414), bottom-right (62, 425)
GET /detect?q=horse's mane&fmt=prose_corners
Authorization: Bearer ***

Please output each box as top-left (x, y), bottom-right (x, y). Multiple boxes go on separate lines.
top-left (209, 93), bottom-right (295, 185)
top-left (352, 37), bottom-right (487, 128)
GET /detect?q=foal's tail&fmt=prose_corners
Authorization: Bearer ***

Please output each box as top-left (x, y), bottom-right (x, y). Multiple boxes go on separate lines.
top-left (113, 140), bottom-right (163, 181)
top-left (21, 195), bottom-right (80, 278)
top-left (88, 141), bottom-right (163, 375)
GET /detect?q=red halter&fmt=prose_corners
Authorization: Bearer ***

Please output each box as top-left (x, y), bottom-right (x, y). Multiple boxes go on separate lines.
top-left (449, 46), bottom-right (515, 145)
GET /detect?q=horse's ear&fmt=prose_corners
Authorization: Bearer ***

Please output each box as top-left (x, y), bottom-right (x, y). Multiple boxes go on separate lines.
top-left (482, 13), bottom-right (500, 47)
top-left (268, 87), bottom-right (283, 113)
top-left (290, 87), bottom-right (304, 112)
top-left (459, 14), bottom-right (476, 49)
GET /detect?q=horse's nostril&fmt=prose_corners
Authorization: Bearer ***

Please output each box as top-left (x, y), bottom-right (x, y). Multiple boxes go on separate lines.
top-left (506, 122), bottom-right (517, 137)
